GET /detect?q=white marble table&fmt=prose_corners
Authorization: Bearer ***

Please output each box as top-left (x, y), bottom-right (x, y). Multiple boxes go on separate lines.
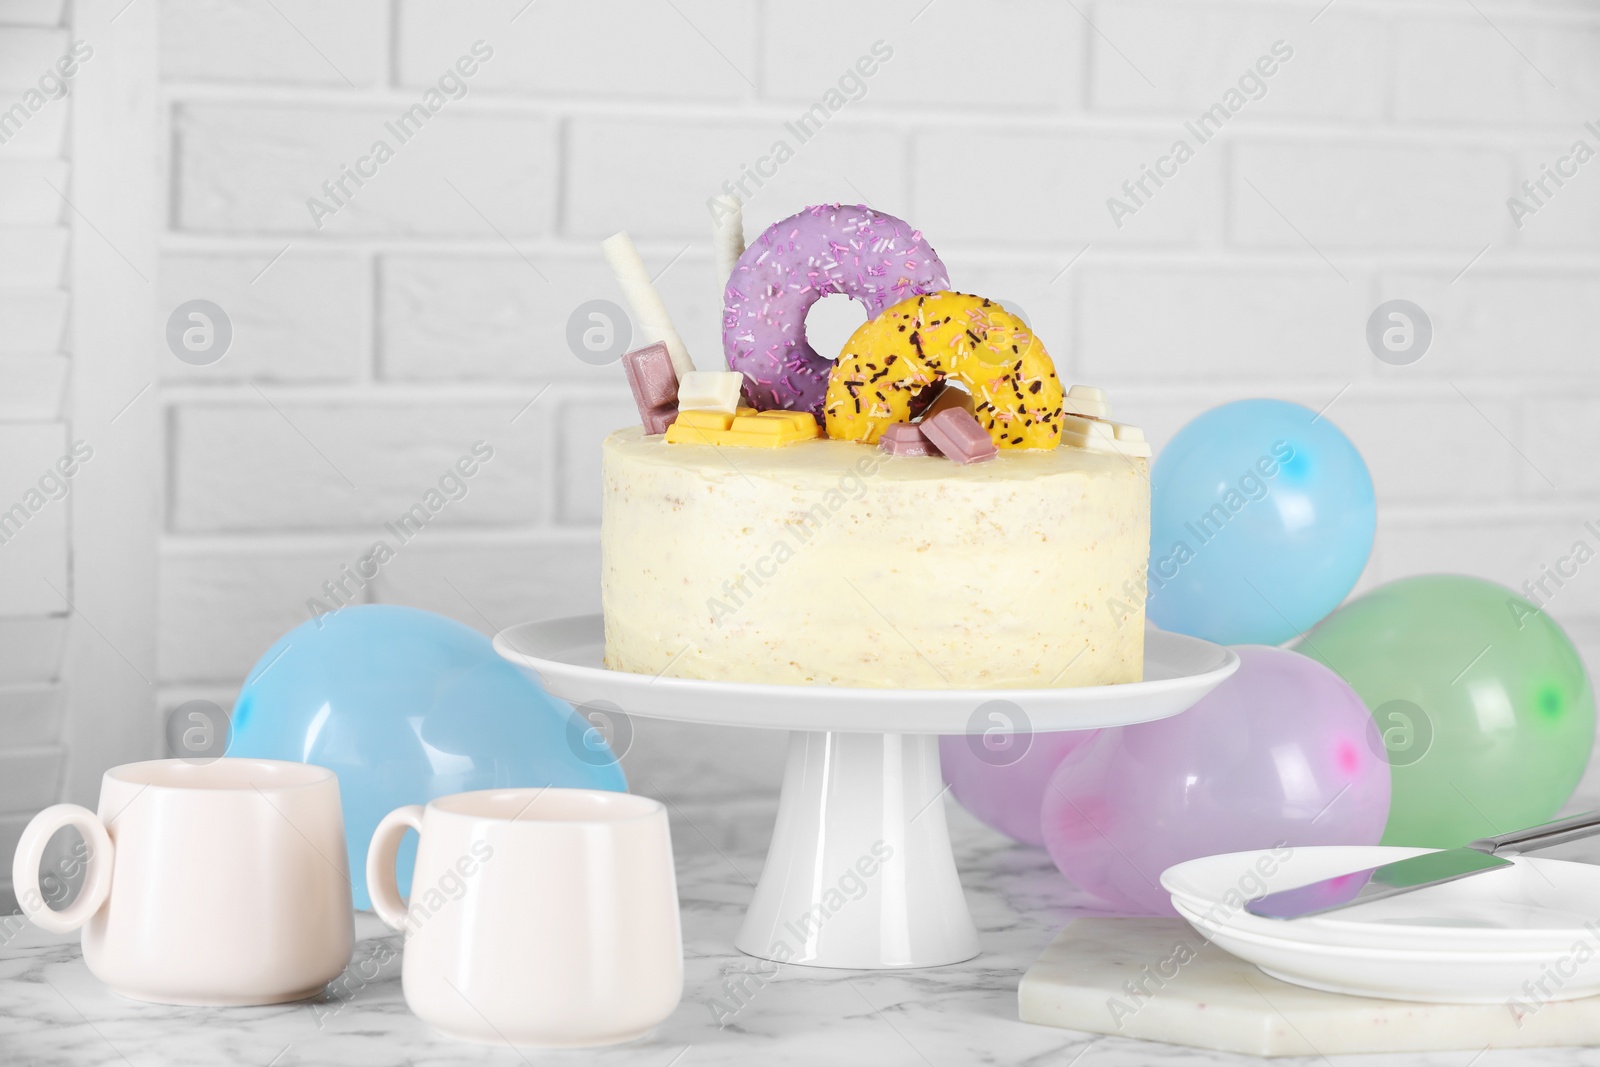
top-left (5, 796), bottom-right (1600, 1067)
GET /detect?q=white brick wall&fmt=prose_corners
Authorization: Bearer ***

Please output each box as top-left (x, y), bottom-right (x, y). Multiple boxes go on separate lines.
top-left (0, 0), bottom-right (73, 906)
top-left (175, 104), bottom-right (558, 235)
top-left (161, 252), bottom-right (366, 382)
top-left (763, 1), bottom-right (1082, 111)
top-left (162, 0), bottom-right (389, 86)
top-left (1090, 4), bottom-right (1388, 120)
top-left (136, 0), bottom-right (1600, 824)
top-left (168, 401), bottom-right (545, 530)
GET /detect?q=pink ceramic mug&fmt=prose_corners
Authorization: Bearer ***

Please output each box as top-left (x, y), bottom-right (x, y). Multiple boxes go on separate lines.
top-left (368, 787), bottom-right (683, 1047)
top-left (11, 758), bottom-right (354, 1005)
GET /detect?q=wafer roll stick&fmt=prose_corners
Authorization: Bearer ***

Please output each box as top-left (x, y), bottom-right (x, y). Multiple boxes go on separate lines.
top-left (601, 231), bottom-right (694, 378)
top-left (710, 193), bottom-right (745, 292)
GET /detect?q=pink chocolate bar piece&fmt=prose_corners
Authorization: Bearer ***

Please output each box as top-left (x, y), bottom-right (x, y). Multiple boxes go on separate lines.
top-left (878, 421), bottom-right (936, 457)
top-left (622, 342), bottom-right (680, 434)
top-left (641, 406), bottom-right (678, 435)
top-left (921, 408), bottom-right (998, 464)
top-left (622, 342), bottom-right (679, 408)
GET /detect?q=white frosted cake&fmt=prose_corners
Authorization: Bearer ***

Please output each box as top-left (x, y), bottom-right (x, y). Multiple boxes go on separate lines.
top-left (597, 201), bottom-right (1150, 689)
top-left (601, 429), bottom-right (1148, 689)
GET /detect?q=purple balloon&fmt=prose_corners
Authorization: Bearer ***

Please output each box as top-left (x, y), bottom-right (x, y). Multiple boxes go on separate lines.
top-left (940, 731), bottom-right (1098, 846)
top-left (1041, 645), bottom-right (1391, 915)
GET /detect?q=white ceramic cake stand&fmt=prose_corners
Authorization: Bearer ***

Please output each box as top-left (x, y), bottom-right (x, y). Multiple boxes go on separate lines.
top-left (494, 615), bottom-right (1237, 970)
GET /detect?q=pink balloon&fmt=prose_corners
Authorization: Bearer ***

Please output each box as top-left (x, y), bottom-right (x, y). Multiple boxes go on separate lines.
top-left (1041, 645), bottom-right (1391, 915)
top-left (941, 731), bottom-right (1098, 846)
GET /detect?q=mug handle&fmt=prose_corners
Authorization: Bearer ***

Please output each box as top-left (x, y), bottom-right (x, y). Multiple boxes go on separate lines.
top-left (11, 804), bottom-right (115, 934)
top-left (367, 805), bottom-right (424, 931)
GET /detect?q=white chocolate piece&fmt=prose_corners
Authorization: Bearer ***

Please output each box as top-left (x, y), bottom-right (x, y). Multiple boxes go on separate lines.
top-left (711, 193), bottom-right (745, 293)
top-left (1060, 413), bottom-right (1118, 450)
top-left (676, 370), bottom-right (745, 414)
top-left (1109, 422), bottom-right (1152, 458)
top-left (1063, 385), bottom-right (1110, 419)
top-left (601, 428), bottom-right (1148, 688)
top-left (601, 231), bottom-right (694, 378)
top-left (1063, 413), bottom-right (1151, 458)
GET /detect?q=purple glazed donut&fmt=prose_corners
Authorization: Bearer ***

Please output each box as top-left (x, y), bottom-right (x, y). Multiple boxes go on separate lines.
top-left (722, 204), bottom-right (949, 415)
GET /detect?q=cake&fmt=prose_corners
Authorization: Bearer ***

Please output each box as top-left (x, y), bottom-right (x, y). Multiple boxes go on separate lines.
top-left (602, 430), bottom-right (1147, 688)
top-left (597, 202), bottom-right (1150, 689)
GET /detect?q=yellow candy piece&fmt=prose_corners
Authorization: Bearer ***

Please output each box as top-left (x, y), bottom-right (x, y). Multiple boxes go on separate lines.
top-left (823, 292), bottom-right (1063, 449)
top-left (665, 409), bottom-right (733, 444)
top-left (675, 410), bottom-right (734, 430)
top-left (720, 410), bottom-right (820, 448)
top-left (665, 408), bottom-right (818, 448)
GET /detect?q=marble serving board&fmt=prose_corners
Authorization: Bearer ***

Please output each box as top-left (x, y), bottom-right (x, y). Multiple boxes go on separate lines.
top-left (1019, 917), bottom-right (1600, 1057)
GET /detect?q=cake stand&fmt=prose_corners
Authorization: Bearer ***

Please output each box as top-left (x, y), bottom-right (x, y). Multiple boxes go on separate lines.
top-left (494, 615), bottom-right (1237, 970)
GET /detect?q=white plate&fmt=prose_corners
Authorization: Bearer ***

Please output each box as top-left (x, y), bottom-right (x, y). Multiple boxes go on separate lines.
top-left (493, 615), bottom-right (1239, 734)
top-left (1164, 847), bottom-right (1600, 954)
top-left (1173, 900), bottom-right (1580, 962)
top-left (1172, 897), bottom-right (1600, 1004)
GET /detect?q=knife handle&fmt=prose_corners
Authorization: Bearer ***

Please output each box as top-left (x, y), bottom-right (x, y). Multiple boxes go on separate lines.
top-left (1471, 810), bottom-right (1600, 855)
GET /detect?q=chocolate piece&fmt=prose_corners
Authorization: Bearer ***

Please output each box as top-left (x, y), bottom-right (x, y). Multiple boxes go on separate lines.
top-left (622, 342), bottom-right (678, 408)
top-left (879, 421), bottom-right (937, 457)
top-left (641, 406), bottom-right (678, 435)
top-left (1110, 421), bottom-right (1152, 458)
top-left (718, 410), bottom-right (819, 448)
top-left (674, 409), bottom-right (738, 433)
top-left (1063, 384), bottom-right (1109, 419)
top-left (1060, 412), bottom-right (1117, 452)
top-left (1061, 413), bottom-right (1150, 457)
top-left (921, 408), bottom-right (998, 464)
top-left (621, 342), bottom-right (680, 435)
top-left (665, 408), bottom-right (817, 448)
top-left (676, 370), bottom-right (745, 414)
top-left (921, 384), bottom-right (975, 422)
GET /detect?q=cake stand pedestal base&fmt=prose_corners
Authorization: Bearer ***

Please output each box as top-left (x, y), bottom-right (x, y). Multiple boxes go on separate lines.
top-left (735, 731), bottom-right (978, 970)
top-left (493, 614), bottom-right (1239, 971)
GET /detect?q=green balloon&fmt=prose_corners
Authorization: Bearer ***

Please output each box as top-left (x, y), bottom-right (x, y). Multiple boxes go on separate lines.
top-left (1296, 574), bottom-right (1594, 848)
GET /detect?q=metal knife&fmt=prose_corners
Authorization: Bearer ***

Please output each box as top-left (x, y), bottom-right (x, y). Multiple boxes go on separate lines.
top-left (1244, 810), bottom-right (1600, 920)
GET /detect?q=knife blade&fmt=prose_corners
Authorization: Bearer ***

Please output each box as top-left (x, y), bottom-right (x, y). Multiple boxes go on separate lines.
top-left (1244, 809), bottom-right (1600, 921)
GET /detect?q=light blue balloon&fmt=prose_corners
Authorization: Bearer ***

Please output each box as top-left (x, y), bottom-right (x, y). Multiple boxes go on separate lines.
top-left (1148, 398), bottom-right (1375, 645)
top-left (228, 605), bottom-right (626, 909)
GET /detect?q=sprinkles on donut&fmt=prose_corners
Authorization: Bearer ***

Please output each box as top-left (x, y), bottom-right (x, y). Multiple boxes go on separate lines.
top-left (721, 203), bottom-right (949, 417)
top-left (823, 292), bottom-right (1065, 451)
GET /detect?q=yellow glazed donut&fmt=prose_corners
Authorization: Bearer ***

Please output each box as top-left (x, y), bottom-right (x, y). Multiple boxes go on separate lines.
top-left (822, 292), bottom-right (1064, 449)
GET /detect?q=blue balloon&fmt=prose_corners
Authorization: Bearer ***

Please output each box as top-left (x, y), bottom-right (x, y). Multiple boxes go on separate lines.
top-left (1148, 398), bottom-right (1375, 645)
top-left (228, 605), bottom-right (626, 909)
